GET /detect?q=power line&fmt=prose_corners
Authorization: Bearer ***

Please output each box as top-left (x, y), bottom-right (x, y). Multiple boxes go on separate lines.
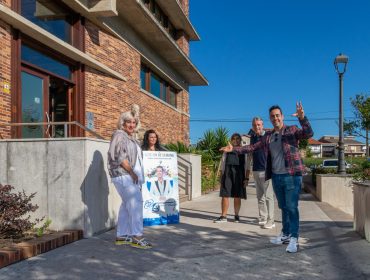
top-left (190, 117), bottom-right (356, 123)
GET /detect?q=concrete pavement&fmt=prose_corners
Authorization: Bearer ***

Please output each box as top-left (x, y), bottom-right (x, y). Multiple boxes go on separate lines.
top-left (1, 186), bottom-right (370, 280)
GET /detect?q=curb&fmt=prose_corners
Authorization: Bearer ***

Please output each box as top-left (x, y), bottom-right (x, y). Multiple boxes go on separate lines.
top-left (0, 230), bottom-right (83, 269)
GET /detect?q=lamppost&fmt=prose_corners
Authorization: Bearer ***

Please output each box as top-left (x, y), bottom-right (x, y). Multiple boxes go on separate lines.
top-left (334, 53), bottom-right (349, 175)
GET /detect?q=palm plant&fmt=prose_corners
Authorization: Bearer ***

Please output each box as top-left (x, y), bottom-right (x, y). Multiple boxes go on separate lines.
top-left (196, 127), bottom-right (229, 191)
top-left (164, 141), bottom-right (196, 153)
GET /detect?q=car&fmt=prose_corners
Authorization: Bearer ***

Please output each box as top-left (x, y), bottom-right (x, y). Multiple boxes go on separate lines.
top-left (321, 159), bottom-right (351, 169)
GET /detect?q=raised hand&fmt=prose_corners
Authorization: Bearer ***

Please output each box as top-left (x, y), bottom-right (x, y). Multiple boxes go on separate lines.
top-left (292, 101), bottom-right (305, 120)
top-left (220, 142), bottom-right (233, 152)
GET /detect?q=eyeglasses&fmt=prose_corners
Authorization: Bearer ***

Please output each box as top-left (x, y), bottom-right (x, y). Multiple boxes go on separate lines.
top-left (274, 134), bottom-right (279, 142)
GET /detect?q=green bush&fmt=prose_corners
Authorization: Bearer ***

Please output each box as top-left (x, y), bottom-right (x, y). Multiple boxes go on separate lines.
top-left (311, 165), bottom-right (364, 186)
top-left (0, 184), bottom-right (43, 239)
top-left (34, 218), bottom-right (52, 237)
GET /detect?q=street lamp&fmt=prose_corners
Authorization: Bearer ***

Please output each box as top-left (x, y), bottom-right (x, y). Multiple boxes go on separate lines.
top-left (334, 53), bottom-right (349, 175)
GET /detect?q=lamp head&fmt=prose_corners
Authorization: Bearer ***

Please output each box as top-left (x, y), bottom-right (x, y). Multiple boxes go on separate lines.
top-left (334, 53), bottom-right (349, 74)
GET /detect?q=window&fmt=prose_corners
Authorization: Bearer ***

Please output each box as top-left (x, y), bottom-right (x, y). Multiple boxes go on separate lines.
top-left (169, 87), bottom-right (177, 107)
top-left (21, 44), bottom-right (72, 80)
top-left (141, 0), bottom-right (177, 40)
top-left (140, 66), bottom-right (147, 89)
top-left (150, 73), bottom-right (161, 99)
top-left (141, 64), bottom-right (178, 108)
top-left (20, 0), bottom-right (74, 44)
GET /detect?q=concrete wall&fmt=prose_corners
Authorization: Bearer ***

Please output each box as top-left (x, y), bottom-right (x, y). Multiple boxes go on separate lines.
top-left (0, 139), bottom-right (201, 237)
top-left (353, 182), bottom-right (370, 242)
top-left (178, 153), bottom-right (201, 200)
top-left (0, 138), bottom-right (119, 237)
top-left (316, 174), bottom-right (353, 216)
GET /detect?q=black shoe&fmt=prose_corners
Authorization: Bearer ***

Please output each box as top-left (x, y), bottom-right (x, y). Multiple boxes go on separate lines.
top-left (214, 216), bottom-right (227, 223)
top-left (234, 215), bottom-right (240, 223)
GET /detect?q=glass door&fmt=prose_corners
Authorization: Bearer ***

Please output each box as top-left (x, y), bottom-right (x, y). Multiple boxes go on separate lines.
top-left (21, 68), bottom-right (49, 138)
top-left (49, 77), bottom-right (71, 137)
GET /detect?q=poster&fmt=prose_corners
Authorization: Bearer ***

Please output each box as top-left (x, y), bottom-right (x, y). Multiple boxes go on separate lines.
top-left (142, 151), bottom-right (179, 226)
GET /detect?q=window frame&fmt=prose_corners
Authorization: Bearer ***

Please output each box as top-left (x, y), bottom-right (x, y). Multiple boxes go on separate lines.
top-left (140, 64), bottom-right (178, 108)
top-left (11, 0), bottom-right (86, 138)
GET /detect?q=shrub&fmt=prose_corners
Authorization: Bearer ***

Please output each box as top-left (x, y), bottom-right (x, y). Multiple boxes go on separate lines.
top-left (0, 184), bottom-right (42, 239)
top-left (34, 218), bottom-right (52, 237)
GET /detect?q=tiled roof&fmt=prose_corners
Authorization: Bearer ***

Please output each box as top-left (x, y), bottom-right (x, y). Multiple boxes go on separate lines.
top-left (308, 138), bottom-right (322, 145)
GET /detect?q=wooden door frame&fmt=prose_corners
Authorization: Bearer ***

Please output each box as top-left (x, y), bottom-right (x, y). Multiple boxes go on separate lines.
top-left (20, 66), bottom-right (49, 138)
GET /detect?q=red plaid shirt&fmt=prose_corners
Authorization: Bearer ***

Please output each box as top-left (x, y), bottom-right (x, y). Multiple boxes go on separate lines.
top-left (234, 117), bottom-right (313, 180)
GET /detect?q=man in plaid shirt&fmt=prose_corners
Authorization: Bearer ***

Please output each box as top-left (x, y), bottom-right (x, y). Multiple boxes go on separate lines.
top-left (221, 102), bottom-right (313, 253)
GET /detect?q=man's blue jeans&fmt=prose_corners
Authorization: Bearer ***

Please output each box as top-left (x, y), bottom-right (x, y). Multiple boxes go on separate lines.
top-left (271, 173), bottom-right (302, 238)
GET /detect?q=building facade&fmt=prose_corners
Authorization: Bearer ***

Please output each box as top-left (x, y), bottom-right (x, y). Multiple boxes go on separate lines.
top-left (307, 138), bottom-right (322, 158)
top-left (318, 135), bottom-right (366, 158)
top-left (0, 0), bottom-right (207, 144)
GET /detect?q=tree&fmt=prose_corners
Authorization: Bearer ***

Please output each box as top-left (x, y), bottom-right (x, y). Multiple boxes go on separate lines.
top-left (344, 94), bottom-right (370, 157)
top-left (298, 138), bottom-right (308, 150)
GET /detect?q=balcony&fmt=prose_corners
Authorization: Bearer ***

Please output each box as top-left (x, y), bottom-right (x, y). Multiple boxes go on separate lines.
top-left (60, 0), bottom-right (207, 86)
top-left (114, 0), bottom-right (207, 86)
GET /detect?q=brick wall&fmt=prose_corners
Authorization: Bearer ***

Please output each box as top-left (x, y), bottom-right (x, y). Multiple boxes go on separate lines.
top-left (176, 0), bottom-right (190, 56)
top-left (0, 19), bottom-right (12, 138)
top-left (176, 30), bottom-right (190, 56)
top-left (180, 0), bottom-right (189, 17)
top-left (84, 20), bottom-right (190, 144)
top-left (0, 0), bottom-right (11, 7)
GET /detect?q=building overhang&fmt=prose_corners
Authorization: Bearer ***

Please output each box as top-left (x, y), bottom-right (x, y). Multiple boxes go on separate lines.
top-left (113, 0), bottom-right (208, 86)
top-left (155, 0), bottom-right (200, 41)
top-left (0, 4), bottom-right (126, 81)
top-left (62, 0), bottom-right (117, 17)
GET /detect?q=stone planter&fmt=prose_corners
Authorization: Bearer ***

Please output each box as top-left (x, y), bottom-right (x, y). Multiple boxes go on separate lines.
top-left (316, 174), bottom-right (353, 216)
top-left (353, 181), bottom-right (370, 242)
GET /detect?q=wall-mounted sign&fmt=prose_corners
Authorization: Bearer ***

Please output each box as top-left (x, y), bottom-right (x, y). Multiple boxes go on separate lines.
top-left (1, 82), bottom-right (10, 94)
top-left (86, 111), bottom-right (94, 130)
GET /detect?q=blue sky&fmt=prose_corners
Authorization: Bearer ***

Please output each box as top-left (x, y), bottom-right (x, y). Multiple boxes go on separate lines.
top-left (188, 0), bottom-right (370, 144)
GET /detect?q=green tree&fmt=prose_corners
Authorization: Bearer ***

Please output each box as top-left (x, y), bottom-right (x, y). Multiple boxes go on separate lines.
top-left (298, 138), bottom-right (308, 150)
top-left (344, 94), bottom-right (370, 157)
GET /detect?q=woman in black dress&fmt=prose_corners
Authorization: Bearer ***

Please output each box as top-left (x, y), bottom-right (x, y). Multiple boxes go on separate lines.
top-left (214, 133), bottom-right (247, 223)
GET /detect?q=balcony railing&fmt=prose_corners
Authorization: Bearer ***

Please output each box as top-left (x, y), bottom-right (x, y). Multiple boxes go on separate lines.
top-left (0, 121), bottom-right (104, 140)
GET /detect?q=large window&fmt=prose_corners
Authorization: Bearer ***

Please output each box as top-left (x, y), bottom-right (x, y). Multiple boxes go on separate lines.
top-left (141, 0), bottom-right (177, 40)
top-left (21, 44), bottom-right (72, 80)
top-left (20, 0), bottom-right (74, 44)
top-left (150, 73), bottom-right (161, 99)
top-left (140, 64), bottom-right (178, 108)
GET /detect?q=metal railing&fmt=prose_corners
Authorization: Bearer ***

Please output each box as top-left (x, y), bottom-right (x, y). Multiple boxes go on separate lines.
top-left (0, 121), bottom-right (104, 140)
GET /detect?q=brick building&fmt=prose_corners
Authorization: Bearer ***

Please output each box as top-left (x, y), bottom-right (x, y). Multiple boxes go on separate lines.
top-left (0, 0), bottom-right (207, 144)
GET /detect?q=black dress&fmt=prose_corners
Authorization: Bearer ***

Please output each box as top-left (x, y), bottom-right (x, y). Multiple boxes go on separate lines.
top-left (220, 152), bottom-right (247, 199)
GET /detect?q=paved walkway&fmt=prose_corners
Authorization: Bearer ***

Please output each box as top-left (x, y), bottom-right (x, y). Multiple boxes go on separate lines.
top-left (1, 186), bottom-right (370, 280)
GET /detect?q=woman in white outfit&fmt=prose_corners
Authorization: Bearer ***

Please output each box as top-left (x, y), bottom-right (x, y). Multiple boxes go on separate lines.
top-left (107, 104), bottom-right (152, 249)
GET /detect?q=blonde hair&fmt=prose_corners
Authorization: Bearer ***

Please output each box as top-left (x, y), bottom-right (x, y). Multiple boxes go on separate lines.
top-left (117, 104), bottom-right (140, 130)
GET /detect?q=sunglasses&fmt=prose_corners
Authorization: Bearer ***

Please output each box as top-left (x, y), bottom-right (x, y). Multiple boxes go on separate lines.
top-left (274, 134), bottom-right (279, 142)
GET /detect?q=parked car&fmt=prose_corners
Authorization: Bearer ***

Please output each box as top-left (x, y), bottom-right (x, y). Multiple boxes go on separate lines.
top-left (321, 159), bottom-right (351, 169)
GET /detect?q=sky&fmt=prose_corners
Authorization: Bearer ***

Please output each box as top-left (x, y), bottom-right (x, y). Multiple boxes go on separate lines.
top-left (188, 0), bottom-right (370, 144)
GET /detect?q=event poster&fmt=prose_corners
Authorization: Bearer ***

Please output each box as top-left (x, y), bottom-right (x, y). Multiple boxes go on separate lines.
top-left (142, 151), bottom-right (179, 226)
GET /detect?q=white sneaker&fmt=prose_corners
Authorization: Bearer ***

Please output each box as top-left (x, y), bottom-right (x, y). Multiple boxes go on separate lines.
top-left (270, 233), bottom-right (291, 245)
top-left (286, 237), bottom-right (298, 253)
top-left (263, 221), bottom-right (276, 229)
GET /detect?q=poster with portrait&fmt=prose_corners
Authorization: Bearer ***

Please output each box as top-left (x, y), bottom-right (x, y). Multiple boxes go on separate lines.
top-left (142, 151), bottom-right (179, 226)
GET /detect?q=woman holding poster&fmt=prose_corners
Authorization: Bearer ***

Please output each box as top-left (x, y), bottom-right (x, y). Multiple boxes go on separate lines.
top-left (141, 129), bottom-right (165, 151)
top-left (107, 104), bottom-right (152, 249)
